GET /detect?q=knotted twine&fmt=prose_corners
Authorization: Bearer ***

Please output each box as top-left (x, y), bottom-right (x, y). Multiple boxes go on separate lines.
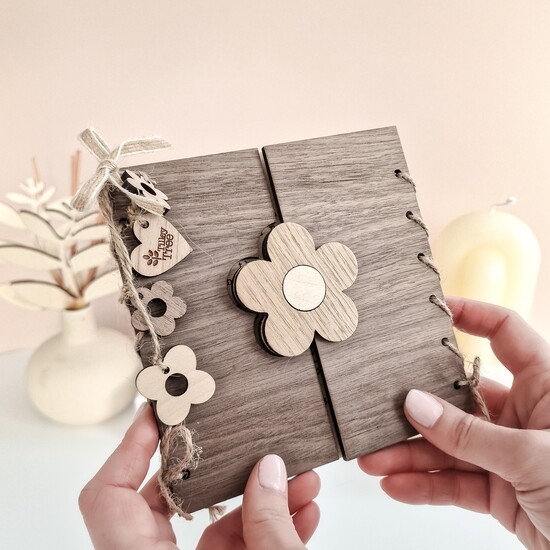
top-left (72, 128), bottom-right (221, 521)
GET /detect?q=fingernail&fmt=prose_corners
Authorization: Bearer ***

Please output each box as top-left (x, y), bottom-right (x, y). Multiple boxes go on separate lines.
top-left (133, 401), bottom-right (148, 422)
top-left (405, 389), bottom-right (443, 428)
top-left (258, 454), bottom-right (287, 493)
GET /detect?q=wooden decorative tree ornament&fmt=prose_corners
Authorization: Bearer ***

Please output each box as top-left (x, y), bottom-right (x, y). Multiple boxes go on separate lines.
top-left (230, 222), bottom-right (358, 356)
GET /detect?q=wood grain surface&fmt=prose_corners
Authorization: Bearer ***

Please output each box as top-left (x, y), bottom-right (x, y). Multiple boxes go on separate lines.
top-left (110, 129), bottom-right (472, 512)
top-left (263, 127), bottom-right (472, 459)
top-left (111, 150), bottom-right (339, 513)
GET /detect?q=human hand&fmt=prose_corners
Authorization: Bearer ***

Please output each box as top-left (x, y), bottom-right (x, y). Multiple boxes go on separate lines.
top-left (359, 297), bottom-right (550, 550)
top-left (79, 403), bottom-right (319, 550)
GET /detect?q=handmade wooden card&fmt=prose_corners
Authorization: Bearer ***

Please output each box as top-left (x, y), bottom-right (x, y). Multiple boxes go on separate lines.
top-left (110, 126), bottom-right (471, 514)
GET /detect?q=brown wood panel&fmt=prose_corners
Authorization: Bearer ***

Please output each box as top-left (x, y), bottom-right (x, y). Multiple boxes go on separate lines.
top-left (111, 149), bottom-right (339, 513)
top-left (263, 127), bottom-right (472, 459)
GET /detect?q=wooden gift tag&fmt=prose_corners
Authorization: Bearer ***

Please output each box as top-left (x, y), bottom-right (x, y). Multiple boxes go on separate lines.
top-left (130, 214), bottom-right (192, 277)
top-left (111, 128), bottom-right (471, 513)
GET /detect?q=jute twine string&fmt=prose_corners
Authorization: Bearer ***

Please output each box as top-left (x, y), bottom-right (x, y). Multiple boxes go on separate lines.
top-left (72, 128), bottom-right (169, 215)
top-left (98, 186), bottom-right (222, 521)
top-left (97, 187), bottom-right (164, 367)
top-left (160, 426), bottom-right (226, 522)
top-left (74, 128), bottom-right (221, 521)
top-left (395, 169), bottom-right (490, 420)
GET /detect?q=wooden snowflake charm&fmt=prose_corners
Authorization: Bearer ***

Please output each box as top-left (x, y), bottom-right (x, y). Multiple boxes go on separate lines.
top-left (230, 222), bottom-right (359, 356)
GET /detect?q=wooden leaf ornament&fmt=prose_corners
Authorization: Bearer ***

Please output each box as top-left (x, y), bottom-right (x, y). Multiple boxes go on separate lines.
top-left (70, 223), bottom-right (110, 241)
top-left (136, 345), bottom-right (215, 426)
top-left (83, 269), bottom-right (122, 302)
top-left (20, 179), bottom-right (44, 194)
top-left (7, 281), bottom-right (76, 310)
top-left (130, 214), bottom-right (192, 277)
top-left (6, 192), bottom-right (35, 205)
top-left (232, 222), bottom-right (358, 357)
top-left (0, 283), bottom-right (42, 310)
top-left (71, 211), bottom-right (101, 233)
top-left (0, 202), bottom-right (24, 229)
top-left (44, 208), bottom-right (72, 223)
top-left (70, 242), bottom-right (112, 272)
top-left (19, 211), bottom-right (62, 241)
top-left (0, 244), bottom-right (61, 270)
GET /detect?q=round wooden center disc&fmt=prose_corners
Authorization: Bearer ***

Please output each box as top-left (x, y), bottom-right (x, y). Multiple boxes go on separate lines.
top-left (282, 265), bottom-right (326, 312)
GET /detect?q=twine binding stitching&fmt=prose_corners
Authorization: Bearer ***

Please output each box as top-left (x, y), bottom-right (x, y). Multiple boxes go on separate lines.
top-left (396, 169), bottom-right (490, 420)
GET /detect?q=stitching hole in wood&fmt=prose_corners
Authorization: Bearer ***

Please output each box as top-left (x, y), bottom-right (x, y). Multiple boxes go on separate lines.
top-left (140, 220), bottom-right (150, 229)
top-left (441, 337), bottom-right (450, 347)
top-left (405, 210), bottom-right (414, 220)
top-left (162, 366), bottom-right (170, 374)
top-left (429, 294), bottom-right (437, 304)
top-left (181, 469), bottom-right (191, 480)
top-left (394, 169), bottom-right (402, 177)
top-left (453, 380), bottom-right (462, 390)
top-left (165, 372), bottom-right (189, 397)
top-left (417, 252), bottom-right (425, 261)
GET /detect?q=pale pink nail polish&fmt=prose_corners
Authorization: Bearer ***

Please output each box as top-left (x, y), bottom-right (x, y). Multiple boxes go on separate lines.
top-left (258, 454), bottom-right (287, 493)
top-left (133, 401), bottom-right (147, 422)
top-left (405, 389), bottom-right (443, 428)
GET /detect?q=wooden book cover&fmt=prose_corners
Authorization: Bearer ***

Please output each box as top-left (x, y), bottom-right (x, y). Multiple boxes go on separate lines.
top-left (111, 126), bottom-right (471, 513)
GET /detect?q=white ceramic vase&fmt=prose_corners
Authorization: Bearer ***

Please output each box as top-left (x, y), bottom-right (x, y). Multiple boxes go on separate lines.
top-left (26, 306), bottom-right (141, 425)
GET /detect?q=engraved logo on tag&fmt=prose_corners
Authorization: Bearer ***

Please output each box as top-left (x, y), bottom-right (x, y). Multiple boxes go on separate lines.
top-left (131, 215), bottom-right (192, 277)
top-left (157, 228), bottom-right (174, 260)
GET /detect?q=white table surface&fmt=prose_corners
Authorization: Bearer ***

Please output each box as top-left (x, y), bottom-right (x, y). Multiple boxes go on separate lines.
top-left (0, 349), bottom-right (522, 550)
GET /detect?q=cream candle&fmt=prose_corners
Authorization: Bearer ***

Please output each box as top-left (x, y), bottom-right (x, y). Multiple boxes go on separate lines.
top-left (433, 203), bottom-right (541, 377)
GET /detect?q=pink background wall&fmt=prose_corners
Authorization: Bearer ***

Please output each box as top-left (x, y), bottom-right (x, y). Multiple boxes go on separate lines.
top-left (1, 0), bottom-right (549, 352)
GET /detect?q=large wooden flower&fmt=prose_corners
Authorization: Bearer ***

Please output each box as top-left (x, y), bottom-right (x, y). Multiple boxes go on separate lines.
top-left (136, 345), bottom-right (215, 426)
top-left (233, 222), bottom-right (358, 357)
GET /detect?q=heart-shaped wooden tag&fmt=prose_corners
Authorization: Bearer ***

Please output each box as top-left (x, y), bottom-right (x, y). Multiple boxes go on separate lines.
top-left (130, 214), bottom-right (192, 277)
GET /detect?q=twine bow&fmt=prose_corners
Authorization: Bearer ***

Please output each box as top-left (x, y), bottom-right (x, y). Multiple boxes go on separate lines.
top-left (71, 128), bottom-right (171, 214)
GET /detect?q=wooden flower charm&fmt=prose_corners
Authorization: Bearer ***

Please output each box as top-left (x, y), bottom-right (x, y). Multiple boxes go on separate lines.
top-left (231, 222), bottom-right (358, 357)
top-left (132, 281), bottom-right (186, 336)
top-left (121, 170), bottom-right (170, 212)
top-left (136, 345), bottom-right (216, 426)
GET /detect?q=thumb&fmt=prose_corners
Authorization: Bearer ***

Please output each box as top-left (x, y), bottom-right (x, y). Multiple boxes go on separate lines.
top-left (242, 455), bottom-right (305, 550)
top-left (404, 389), bottom-right (532, 482)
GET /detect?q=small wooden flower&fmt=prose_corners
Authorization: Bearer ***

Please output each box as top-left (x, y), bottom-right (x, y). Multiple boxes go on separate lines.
top-left (132, 280), bottom-right (186, 336)
top-left (232, 222), bottom-right (359, 357)
top-left (136, 345), bottom-right (216, 426)
top-left (121, 170), bottom-right (170, 212)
